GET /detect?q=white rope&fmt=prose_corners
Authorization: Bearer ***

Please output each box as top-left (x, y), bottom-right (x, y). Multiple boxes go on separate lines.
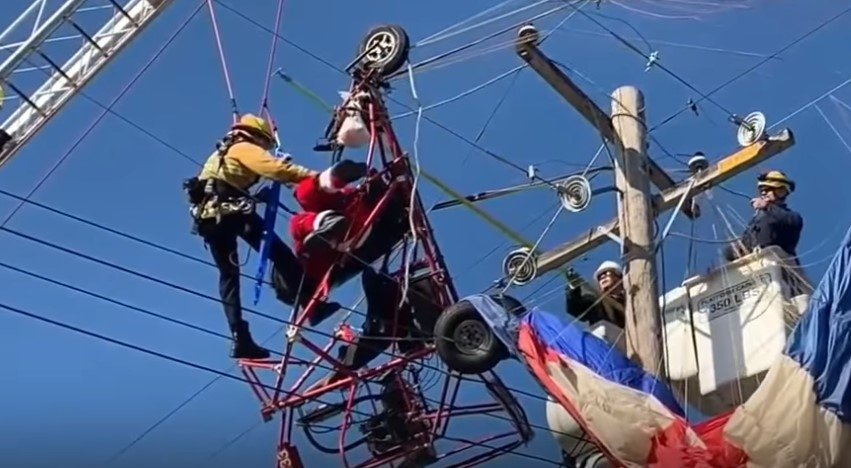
top-left (769, 75), bottom-right (851, 130)
top-left (417, 0), bottom-right (552, 47)
top-left (392, 65), bottom-right (525, 119)
top-left (399, 62), bottom-right (423, 308)
top-left (816, 102), bottom-right (851, 155)
top-left (416, 0), bottom-right (518, 46)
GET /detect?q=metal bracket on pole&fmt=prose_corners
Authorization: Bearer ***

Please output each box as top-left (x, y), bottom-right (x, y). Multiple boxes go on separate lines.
top-left (598, 224), bottom-right (623, 248)
top-left (658, 177), bottom-right (697, 244)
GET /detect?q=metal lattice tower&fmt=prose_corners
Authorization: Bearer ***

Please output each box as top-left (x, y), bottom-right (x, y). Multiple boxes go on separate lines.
top-left (0, 0), bottom-right (174, 168)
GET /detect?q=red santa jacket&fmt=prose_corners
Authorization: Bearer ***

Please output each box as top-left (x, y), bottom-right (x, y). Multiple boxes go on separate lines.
top-left (289, 168), bottom-right (377, 284)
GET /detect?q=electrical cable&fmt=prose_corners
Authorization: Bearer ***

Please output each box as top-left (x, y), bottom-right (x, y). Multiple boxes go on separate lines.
top-left (0, 224), bottom-right (571, 410)
top-left (560, 1), bottom-right (738, 120)
top-left (213, 0), bottom-right (573, 194)
top-left (401, 1), bottom-right (579, 77)
top-left (0, 299), bottom-right (563, 466)
top-left (415, 0), bottom-right (545, 47)
top-left (650, 4), bottom-right (851, 132)
top-left (0, 187), bottom-right (284, 289)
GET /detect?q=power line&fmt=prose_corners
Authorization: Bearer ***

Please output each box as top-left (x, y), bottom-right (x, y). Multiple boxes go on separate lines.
top-left (0, 2), bottom-right (590, 460)
top-left (0, 187), bottom-right (280, 287)
top-left (3, 179), bottom-right (561, 462)
top-left (0, 259), bottom-right (234, 343)
top-left (212, 0), bottom-right (566, 190)
top-left (0, 299), bottom-right (563, 466)
top-left (650, 4), bottom-right (851, 132)
top-left (562, 2), bottom-right (737, 121)
top-left (0, 223), bottom-right (567, 408)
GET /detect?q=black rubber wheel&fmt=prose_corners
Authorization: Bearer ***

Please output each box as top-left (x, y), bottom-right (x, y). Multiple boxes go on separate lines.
top-left (358, 24), bottom-right (410, 77)
top-left (434, 301), bottom-right (507, 374)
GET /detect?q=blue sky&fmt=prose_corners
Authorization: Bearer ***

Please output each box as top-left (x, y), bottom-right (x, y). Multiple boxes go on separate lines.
top-left (1, 1), bottom-right (850, 467)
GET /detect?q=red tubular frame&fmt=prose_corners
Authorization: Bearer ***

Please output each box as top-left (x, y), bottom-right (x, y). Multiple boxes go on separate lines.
top-left (239, 75), bottom-right (531, 467)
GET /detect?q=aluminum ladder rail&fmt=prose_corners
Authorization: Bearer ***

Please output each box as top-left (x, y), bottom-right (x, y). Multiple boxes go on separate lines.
top-left (0, 0), bottom-right (175, 168)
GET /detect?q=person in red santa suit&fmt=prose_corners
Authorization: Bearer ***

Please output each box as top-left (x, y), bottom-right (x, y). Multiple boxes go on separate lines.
top-left (289, 159), bottom-right (398, 325)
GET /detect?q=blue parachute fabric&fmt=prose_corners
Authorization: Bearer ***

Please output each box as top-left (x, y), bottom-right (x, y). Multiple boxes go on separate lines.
top-left (523, 309), bottom-right (686, 417)
top-left (463, 294), bottom-right (525, 359)
top-left (785, 222), bottom-right (851, 423)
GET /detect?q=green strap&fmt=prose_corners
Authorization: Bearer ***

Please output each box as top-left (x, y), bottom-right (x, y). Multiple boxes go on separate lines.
top-left (417, 169), bottom-right (532, 248)
top-left (277, 71), bottom-right (533, 249)
top-left (276, 71), bottom-right (335, 113)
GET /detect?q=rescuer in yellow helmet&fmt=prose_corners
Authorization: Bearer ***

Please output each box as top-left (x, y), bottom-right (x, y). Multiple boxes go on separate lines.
top-left (724, 170), bottom-right (803, 262)
top-left (184, 114), bottom-right (342, 360)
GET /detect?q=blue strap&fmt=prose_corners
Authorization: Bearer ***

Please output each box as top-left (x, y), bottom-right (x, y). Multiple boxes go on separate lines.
top-left (252, 147), bottom-right (289, 305)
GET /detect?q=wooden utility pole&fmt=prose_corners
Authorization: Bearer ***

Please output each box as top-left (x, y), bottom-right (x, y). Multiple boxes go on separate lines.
top-left (513, 24), bottom-right (795, 279)
top-left (513, 24), bottom-right (795, 376)
top-left (611, 86), bottom-right (664, 375)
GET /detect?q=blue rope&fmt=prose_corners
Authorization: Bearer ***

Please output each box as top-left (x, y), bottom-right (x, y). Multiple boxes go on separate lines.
top-left (252, 147), bottom-right (289, 305)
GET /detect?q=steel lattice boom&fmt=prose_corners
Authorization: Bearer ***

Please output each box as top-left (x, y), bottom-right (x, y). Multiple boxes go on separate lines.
top-left (0, 0), bottom-right (174, 168)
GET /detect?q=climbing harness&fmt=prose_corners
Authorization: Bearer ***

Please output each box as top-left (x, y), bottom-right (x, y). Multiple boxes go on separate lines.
top-left (183, 131), bottom-right (279, 235)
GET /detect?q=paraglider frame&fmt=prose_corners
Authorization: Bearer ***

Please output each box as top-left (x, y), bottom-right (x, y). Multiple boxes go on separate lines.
top-left (237, 24), bottom-right (533, 468)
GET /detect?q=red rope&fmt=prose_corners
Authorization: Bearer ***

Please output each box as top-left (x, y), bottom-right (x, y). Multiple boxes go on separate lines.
top-left (205, 0), bottom-right (238, 121)
top-left (259, 0), bottom-right (287, 113)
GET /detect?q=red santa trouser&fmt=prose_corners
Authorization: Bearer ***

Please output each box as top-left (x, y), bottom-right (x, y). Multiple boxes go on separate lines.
top-left (289, 167), bottom-right (376, 283)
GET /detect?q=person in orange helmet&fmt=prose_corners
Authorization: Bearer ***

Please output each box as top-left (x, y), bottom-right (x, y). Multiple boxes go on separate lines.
top-left (185, 114), bottom-right (341, 359)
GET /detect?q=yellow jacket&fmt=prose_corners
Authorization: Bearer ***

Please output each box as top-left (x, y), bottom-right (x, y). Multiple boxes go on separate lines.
top-left (198, 140), bottom-right (315, 190)
top-left (193, 140), bottom-right (315, 220)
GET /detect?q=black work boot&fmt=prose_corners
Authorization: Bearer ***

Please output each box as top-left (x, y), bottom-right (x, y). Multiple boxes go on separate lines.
top-left (303, 212), bottom-right (349, 252)
top-left (330, 159), bottom-right (368, 184)
top-left (230, 320), bottom-right (270, 360)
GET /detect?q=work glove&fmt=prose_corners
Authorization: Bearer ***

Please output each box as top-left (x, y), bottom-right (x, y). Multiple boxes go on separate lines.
top-left (274, 149), bottom-right (293, 162)
top-left (564, 268), bottom-right (583, 290)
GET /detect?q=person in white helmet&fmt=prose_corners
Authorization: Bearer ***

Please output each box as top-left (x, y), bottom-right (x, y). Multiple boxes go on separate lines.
top-left (564, 260), bottom-right (626, 328)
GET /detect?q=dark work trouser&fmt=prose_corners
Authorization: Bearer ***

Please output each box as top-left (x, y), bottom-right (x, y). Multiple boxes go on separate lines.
top-left (336, 268), bottom-right (437, 372)
top-left (199, 213), bottom-right (311, 329)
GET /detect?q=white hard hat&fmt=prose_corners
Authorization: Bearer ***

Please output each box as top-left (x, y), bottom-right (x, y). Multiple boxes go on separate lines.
top-left (594, 260), bottom-right (622, 279)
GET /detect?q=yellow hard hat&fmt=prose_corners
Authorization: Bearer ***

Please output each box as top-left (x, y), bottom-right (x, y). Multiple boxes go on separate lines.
top-left (757, 170), bottom-right (795, 192)
top-left (232, 114), bottom-right (275, 144)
